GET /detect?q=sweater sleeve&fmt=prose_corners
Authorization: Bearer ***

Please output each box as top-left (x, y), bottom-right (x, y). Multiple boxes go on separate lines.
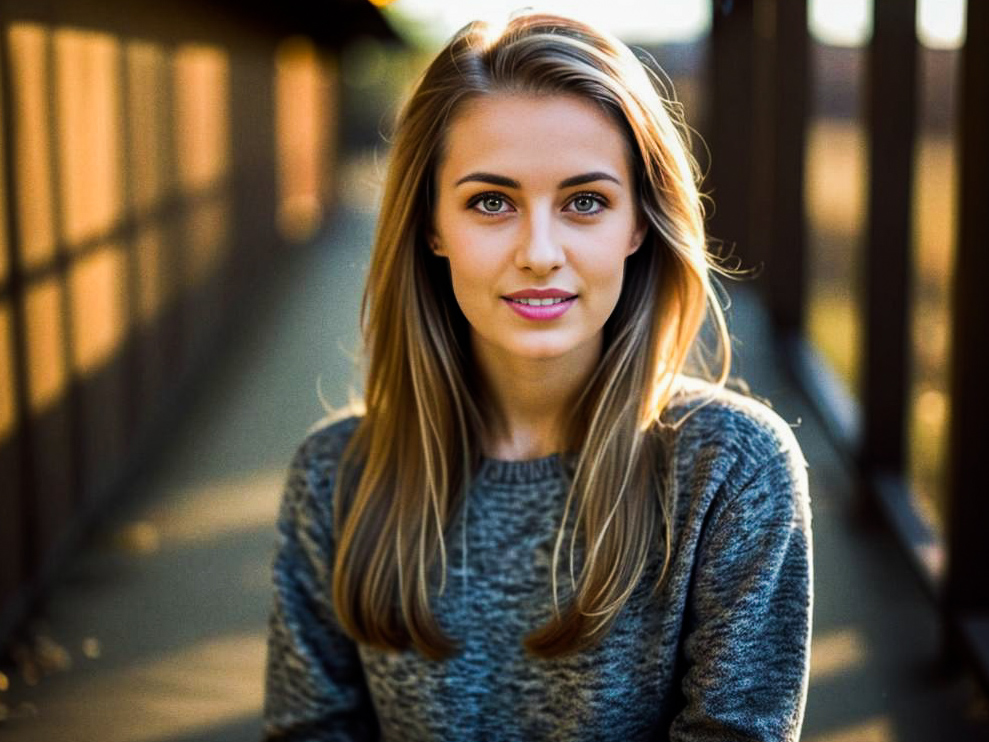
top-left (669, 447), bottom-right (812, 742)
top-left (263, 434), bottom-right (379, 741)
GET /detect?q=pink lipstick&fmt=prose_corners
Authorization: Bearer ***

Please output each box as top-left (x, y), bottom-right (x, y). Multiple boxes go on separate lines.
top-left (502, 288), bottom-right (577, 321)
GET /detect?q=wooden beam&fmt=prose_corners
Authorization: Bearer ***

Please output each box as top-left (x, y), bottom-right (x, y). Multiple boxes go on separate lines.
top-left (946, 0), bottom-right (989, 614)
top-left (766, 0), bottom-right (808, 333)
top-left (708, 0), bottom-right (757, 267)
top-left (861, 0), bottom-right (917, 473)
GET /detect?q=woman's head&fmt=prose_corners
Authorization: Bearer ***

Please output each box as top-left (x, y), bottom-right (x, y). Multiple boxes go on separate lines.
top-left (338, 13), bottom-right (731, 660)
top-left (365, 12), bottom-right (725, 432)
top-left (430, 92), bottom-right (647, 394)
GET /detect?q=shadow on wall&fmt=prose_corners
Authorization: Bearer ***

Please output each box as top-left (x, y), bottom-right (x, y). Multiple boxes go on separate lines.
top-left (0, 9), bottom-right (340, 657)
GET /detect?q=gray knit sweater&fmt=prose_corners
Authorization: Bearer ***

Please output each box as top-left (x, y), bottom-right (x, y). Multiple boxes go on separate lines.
top-left (263, 382), bottom-right (813, 741)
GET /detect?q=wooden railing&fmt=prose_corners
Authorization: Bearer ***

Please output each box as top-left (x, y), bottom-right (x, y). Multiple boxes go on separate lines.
top-left (707, 0), bottom-right (988, 692)
top-left (0, 0), bottom-right (391, 651)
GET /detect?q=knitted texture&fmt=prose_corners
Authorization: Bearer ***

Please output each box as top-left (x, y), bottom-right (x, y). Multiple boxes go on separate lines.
top-left (264, 381), bottom-right (813, 741)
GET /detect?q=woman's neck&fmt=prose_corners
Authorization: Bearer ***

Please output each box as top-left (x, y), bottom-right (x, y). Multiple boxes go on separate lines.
top-left (472, 334), bottom-right (601, 461)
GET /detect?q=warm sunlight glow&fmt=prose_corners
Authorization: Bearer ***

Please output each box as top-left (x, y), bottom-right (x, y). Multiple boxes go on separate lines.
top-left (68, 244), bottom-right (127, 376)
top-left (0, 235), bottom-right (6, 296)
top-left (275, 37), bottom-right (336, 243)
top-left (174, 46), bottom-right (230, 191)
top-left (24, 278), bottom-right (67, 414)
top-left (55, 29), bottom-right (122, 247)
top-left (810, 627), bottom-right (868, 681)
top-left (127, 41), bottom-right (168, 213)
top-left (0, 195), bottom-right (7, 288)
top-left (0, 303), bottom-right (17, 441)
top-left (804, 716), bottom-right (894, 742)
top-left (805, 120), bottom-right (867, 391)
top-left (0, 62), bottom-right (8, 288)
top-left (806, 122), bottom-right (867, 241)
top-left (913, 139), bottom-right (957, 277)
top-left (8, 24), bottom-right (56, 272)
top-left (142, 468), bottom-right (283, 545)
top-left (8, 632), bottom-right (266, 742)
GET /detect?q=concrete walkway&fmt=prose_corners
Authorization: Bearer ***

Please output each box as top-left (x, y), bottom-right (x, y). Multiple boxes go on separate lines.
top-left (0, 204), bottom-right (987, 741)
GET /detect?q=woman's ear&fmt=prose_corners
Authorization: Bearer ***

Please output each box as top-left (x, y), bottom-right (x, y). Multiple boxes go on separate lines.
top-left (629, 215), bottom-right (648, 255)
top-left (426, 223), bottom-right (449, 256)
top-left (428, 233), bottom-right (445, 256)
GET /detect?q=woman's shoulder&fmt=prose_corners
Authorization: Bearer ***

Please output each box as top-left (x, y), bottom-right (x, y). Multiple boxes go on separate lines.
top-left (289, 411), bottom-right (364, 481)
top-left (277, 413), bottom-right (364, 529)
top-left (662, 376), bottom-right (807, 483)
top-left (661, 377), bottom-right (811, 541)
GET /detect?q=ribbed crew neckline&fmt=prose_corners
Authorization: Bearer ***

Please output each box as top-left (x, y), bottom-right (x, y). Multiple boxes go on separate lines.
top-left (475, 453), bottom-right (570, 486)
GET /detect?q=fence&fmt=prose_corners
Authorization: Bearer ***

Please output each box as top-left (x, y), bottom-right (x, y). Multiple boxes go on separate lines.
top-left (0, 0), bottom-right (392, 650)
top-left (706, 0), bottom-right (987, 690)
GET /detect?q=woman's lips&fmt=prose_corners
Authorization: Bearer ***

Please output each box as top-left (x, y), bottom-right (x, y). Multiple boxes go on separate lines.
top-left (502, 295), bottom-right (577, 320)
top-left (503, 288), bottom-right (574, 300)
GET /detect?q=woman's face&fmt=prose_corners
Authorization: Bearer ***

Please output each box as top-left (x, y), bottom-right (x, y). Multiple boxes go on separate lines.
top-left (431, 93), bottom-right (646, 369)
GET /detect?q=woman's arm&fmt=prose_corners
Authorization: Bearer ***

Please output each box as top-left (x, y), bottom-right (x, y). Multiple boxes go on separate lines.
top-left (264, 435), bottom-right (379, 741)
top-left (670, 448), bottom-right (813, 742)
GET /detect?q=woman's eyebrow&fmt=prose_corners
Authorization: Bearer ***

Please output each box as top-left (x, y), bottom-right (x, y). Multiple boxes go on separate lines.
top-left (453, 171), bottom-right (622, 189)
top-left (557, 171), bottom-right (622, 188)
top-left (454, 172), bottom-right (520, 188)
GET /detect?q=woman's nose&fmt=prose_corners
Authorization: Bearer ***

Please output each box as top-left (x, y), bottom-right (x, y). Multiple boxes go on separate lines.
top-left (515, 209), bottom-right (565, 275)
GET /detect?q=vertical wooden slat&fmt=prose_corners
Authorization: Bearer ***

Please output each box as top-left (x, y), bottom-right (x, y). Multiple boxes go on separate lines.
top-left (0, 0), bottom-right (396, 655)
top-left (0, 8), bottom-right (30, 636)
top-left (160, 43), bottom-right (187, 398)
top-left (5, 16), bottom-right (81, 580)
top-left (946, 0), bottom-right (989, 616)
top-left (766, 0), bottom-right (808, 334)
top-left (58, 30), bottom-right (129, 507)
top-left (116, 31), bottom-right (142, 462)
top-left (43, 20), bottom-right (87, 523)
top-left (708, 0), bottom-right (757, 267)
top-left (229, 44), bottom-right (278, 294)
top-left (862, 0), bottom-right (917, 473)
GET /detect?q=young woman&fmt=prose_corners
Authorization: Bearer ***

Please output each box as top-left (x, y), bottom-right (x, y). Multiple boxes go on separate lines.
top-left (264, 13), bottom-right (812, 742)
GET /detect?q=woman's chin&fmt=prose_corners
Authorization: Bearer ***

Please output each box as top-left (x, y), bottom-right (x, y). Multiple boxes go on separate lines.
top-left (500, 337), bottom-right (600, 365)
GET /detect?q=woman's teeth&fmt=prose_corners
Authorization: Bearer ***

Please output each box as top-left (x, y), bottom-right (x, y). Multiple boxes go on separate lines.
top-left (509, 297), bottom-right (570, 306)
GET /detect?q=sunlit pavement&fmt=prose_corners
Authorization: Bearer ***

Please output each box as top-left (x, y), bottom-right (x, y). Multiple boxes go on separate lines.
top-left (0, 200), bottom-right (987, 741)
top-left (0, 202), bottom-right (371, 741)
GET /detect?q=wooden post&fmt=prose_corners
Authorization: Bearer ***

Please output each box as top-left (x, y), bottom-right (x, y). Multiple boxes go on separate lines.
top-left (0, 4), bottom-right (30, 638)
top-left (862, 0), bottom-right (916, 474)
top-left (765, 0), bottom-right (808, 334)
top-left (708, 0), bottom-right (757, 268)
top-left (946, 0), bottom-right (989, 635)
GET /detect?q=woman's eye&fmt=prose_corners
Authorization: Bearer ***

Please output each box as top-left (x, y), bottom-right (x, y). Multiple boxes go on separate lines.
top-left (566, 194), bottom-right (605, 215)
top-left (471, 194), bottom-right (512, 215)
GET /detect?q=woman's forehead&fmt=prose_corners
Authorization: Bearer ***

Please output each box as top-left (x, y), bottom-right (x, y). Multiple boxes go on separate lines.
top-left (438, 93), bottom-right (633, 187)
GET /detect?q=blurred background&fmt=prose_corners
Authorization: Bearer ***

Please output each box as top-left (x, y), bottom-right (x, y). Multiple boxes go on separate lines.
top-left (0, 0), bottom-right (986, 739)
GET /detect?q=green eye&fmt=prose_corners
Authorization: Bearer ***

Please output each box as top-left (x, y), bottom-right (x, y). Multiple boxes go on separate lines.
top-left (567, 193), bottom-right (605, 214)
top-left (470, 192), bottom-right (512, 215)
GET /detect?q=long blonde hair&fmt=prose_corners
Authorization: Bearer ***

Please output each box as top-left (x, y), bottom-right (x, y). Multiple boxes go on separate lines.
top-left (332, 13), bottom-right (731, 659)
